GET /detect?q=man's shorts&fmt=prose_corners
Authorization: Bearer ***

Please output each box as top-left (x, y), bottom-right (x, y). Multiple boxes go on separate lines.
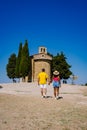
top-left (40, 84), bottom-right (47, 88)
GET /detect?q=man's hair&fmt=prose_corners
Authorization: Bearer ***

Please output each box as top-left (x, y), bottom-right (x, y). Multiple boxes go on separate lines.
top-left (42, 68), bottom-right (45, 72)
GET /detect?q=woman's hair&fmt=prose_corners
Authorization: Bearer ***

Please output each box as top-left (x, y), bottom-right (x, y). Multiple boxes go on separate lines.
top-left (53, 75), bottom-right (58, 77)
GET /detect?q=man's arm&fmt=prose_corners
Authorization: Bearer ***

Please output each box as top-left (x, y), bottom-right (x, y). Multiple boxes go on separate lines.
top-left (47, 77), bottom-right (50, 85)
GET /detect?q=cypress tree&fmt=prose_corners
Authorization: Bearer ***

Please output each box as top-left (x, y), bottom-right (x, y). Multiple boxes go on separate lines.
top-left (19, 40), bottom-right (31, 81)
top-left (6, 53), bottom-right (16, 82)
top-left (15, 42), bottom-right (22, 78)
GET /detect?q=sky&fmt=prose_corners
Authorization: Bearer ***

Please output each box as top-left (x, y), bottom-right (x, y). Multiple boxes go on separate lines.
top-left (0, 0), bottom-right (87, 85)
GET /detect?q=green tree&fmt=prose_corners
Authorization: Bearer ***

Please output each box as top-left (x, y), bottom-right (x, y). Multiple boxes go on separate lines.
top-left (19, 40), bottom-right (31, 80)
top-left (15, 42), bottom-right (22, 78)
top-left (52, 52), bottom-right (72, 80)
top-left (47, 52), bottom-right (53, 57)
top-left (85, 83), bottom-right (87, 86)
top-left (6, 53), bottom-right (16, 82)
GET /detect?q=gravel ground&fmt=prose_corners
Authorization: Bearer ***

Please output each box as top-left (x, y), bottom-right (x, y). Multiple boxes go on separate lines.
top-left (0, 83), bottom-right (87, 130)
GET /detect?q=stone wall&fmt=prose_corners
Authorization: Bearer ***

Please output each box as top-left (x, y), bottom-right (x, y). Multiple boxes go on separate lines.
top-left (33, 60), bottom-right (51, 82)
top-left (31, 47), bottom-right (52, 82)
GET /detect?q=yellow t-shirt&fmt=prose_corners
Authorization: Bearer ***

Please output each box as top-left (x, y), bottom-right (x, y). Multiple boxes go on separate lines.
top-left (38, 72), bottom-right (48, 84)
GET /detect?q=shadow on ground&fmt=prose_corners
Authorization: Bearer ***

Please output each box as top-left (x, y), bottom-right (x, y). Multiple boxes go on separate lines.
top-left (44, 96), bottom-right (63, 99)
top-left (0, 86), bottom-right (3, 89)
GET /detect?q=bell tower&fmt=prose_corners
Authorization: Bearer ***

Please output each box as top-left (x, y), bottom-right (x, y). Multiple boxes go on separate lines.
top-left (39, 46), bottom-right (47, 54)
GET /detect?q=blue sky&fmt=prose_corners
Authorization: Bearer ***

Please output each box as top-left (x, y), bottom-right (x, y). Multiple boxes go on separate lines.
top-left (0, 0), bottom-right (87, 84)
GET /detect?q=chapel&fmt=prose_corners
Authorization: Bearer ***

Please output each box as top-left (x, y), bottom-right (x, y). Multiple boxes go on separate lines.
top-left (31, 46), bottom-right (52, 82)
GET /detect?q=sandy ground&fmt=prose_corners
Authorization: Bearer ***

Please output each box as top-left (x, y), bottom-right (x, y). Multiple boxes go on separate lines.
top-left (0, 83), bottom-right (87, 130)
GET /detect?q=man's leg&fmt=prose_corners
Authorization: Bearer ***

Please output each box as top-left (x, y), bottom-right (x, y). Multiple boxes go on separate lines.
top-left (44, 88), bottom-right (47, 97)
top-left (41, 88), bottom-right (43, 96)
top-left (44, 84), bottom-right (47, 97)
top-left (40, 85), bottom-right (44, 98)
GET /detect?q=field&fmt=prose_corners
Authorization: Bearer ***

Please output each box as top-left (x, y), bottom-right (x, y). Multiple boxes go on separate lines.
top-left (0, 83), bottom-right (87, 130)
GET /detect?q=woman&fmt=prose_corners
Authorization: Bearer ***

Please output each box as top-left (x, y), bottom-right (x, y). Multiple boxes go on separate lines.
top-left (52, 70), bottom-right (61, 99)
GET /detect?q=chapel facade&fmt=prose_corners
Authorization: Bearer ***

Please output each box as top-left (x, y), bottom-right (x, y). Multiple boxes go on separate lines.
top-left (31, 46), bottom-right (52, 82)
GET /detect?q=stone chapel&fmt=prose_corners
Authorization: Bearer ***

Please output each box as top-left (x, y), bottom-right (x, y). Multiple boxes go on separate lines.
top-left (31, 46), bottom-right (52, 82)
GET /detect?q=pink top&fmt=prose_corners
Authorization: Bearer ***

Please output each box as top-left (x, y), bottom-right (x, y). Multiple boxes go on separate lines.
top-left (53, 77), bottom-right (60, 81)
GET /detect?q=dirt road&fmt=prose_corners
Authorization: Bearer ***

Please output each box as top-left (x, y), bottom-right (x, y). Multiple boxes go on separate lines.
top-left (0, 83), bottom-right (87, 130)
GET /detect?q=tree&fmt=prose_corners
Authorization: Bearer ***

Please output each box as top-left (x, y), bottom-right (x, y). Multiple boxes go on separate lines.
top-left (52, 52), bottom-right (72, 80)
top-left (15, 42), bottom-right (22, 78)
top-left (6, 53), bottom-right (16, 82)
top-left (85, 83), bottom-right (87, 86)
top-left (47, 52), bottom-right (53, 57)
top-left (19, 40), bottom-right (31, 80)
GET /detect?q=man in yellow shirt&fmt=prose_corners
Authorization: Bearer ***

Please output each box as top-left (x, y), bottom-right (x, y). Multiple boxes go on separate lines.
top-left (37, 68), bottom-right (49, 98)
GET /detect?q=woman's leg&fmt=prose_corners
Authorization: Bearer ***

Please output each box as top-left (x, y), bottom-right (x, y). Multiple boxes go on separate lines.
top-left (56, 87), bottom-right (59, 98)
top-left (54, 87), bottom-right (56, 98)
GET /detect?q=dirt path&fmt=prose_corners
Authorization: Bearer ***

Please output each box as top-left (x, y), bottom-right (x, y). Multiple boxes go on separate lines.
top-left (0, 83), bottom-right (87, 130)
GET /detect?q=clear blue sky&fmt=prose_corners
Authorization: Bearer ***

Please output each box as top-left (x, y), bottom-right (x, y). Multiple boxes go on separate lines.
top-left (0, 0), bottom-right (87, 84)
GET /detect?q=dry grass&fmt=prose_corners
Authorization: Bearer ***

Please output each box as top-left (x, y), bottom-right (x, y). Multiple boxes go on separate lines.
top-left (0, 84), bottom-right (87, 130)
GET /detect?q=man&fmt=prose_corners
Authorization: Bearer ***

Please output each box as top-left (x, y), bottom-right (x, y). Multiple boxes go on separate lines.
top-left (37, 68), bottom-right (50, 98)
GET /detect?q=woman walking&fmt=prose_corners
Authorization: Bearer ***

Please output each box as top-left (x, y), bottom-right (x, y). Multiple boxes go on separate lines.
top-left (52, 70), bottom-right (61, 99)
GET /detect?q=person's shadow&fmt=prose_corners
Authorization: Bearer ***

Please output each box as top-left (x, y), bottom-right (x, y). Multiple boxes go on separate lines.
top-left (0, 86), bottom-right (3, 89)
top-left (45, 96), bottom-right (63, 99)
top-left (46, 96), bottom-right (53, 98)
top-left (57, 96), bottom-right (63, 100)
